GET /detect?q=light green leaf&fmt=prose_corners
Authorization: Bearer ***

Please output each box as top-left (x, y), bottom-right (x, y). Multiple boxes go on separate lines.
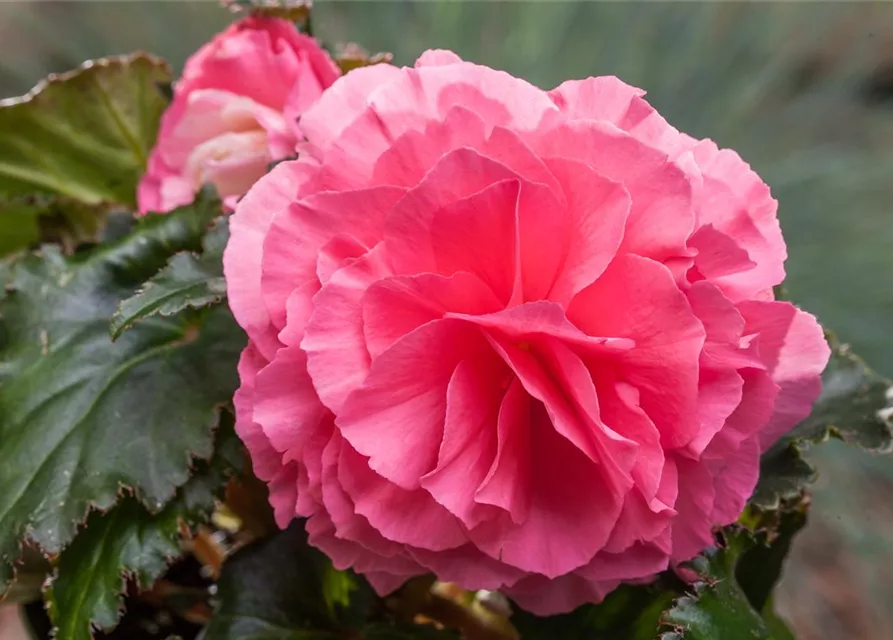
top-left (223, 0), bottom-right (312, 25)
top-left (111, 218), bottom-right (229, 340)
top-left (46, 420), bottom-right (242, 640)
top-left (0, 196), bottom-right (109, 257)
top-left (0, 199), bottom-right (39, 256)
top-left (0, 53), bottom-right (170, 206)
top-left (0, 196), bottom-right (241, 588)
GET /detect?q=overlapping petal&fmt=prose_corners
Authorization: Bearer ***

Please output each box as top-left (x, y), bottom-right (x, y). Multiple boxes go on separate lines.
top-left (226, 48), bottom-right (829, 615)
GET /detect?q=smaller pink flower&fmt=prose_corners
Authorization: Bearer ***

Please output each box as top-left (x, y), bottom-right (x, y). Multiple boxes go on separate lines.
top-left (138, 16), bottom-right (339, 213)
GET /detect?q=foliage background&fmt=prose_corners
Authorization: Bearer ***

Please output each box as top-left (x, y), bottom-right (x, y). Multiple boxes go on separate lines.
top-left (1, 2), bottom-right (892, 638)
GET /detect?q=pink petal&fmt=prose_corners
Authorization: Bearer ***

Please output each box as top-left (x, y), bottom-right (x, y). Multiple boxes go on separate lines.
top-left (362, 271), bottom-right (503, 360)
top-left (568, 254), bottom-right (705, 449)
top-left (419, 357), bottom-right (507, 528)
top-left (409, 544), bottom-right (525, 590)
top-left (469, 396), bottom-right (623, 578)
top-left (337, 318), bottom-right (488, 489)
top-left (506, 572), bottom-right (619, 616)
top-left (233, 344), bottom-right (278, 480)
top-left (531, 120), bottom-right (695, 271)
top-left (575, 540), bottom-right (670, 583)
top-left (688, 139), bottom-right (786, 300)
top-left (338, 443), bottom-right (467, 551)
top-left (706, 435), bottom-right (761, 524)
top-left (448, 300), bottom-right (635, 357)
top-left (474, 378), bottom-right (533, 523)
top-left (371, 106), bottom-right (489, 189)
top-left (543, 157), bottom-right (631, 303)
top-left (670, 455), bottom-right (716, 563)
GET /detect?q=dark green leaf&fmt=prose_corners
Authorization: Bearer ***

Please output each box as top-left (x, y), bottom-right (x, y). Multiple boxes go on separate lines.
top-left (750, 444), bottom-right (816, 510)
top-left (0, 196), bottom-right (240, 587)
top-left (111, 218), bottom-right (229, 340)
top-left (660, 532), bottom-right (771, 640)
top-left (786, 337), bottom-right (893, 448)
top-left (202, 521), bottom-right (370, 640)
top-left (45, 421), bottom-right (241, 640)
top-left (0, 53), bottom-right (170, 206)
top-left (753, 337), bottom-right (893, 509)
top-left (735, 506), bottom-right (808, 612)
top-left (512, 584), bottom-right (674, 640)
top-left (361, 622), bottom-right (459, 639)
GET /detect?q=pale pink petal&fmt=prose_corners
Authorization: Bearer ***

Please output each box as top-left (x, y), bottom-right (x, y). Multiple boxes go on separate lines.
top-left (415, 49), bottom-right (464, 67)
top-left (738, 301), bottom-right (829, 450)
top-left (300, 63), bottom-right (404, 158)
top-left (548, 76), bottom-right (689, 156)
top-left (302, 245), bottom-right (392, 413)
top-left (252, 346), bottom-right (331, 457)
top-left (261, 185), bottom-right (406, 330)
top-left (225, 159), bottom-right (314, 359)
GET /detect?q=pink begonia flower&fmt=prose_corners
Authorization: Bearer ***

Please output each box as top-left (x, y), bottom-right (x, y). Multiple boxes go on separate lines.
top-left (137, 17), bottom-right (339, 213)
top-left (224, 50), bottom-right (830, 615)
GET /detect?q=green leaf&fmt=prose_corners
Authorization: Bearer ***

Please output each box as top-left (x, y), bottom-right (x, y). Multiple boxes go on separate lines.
top-left (45, 420), bottom-right (242, 640)
top-left (0, 196), bottom-right (109, 257)
top-left (0, 199), bottom-right (39, 256)
top-left (752, 337), bottom-right (893, 509)
top-left (735, 505), bottom-right (808, 612)
top-left (512, 584), bottom-right (674, 640)
top-left (660, 532), bottom-right (771, 640)
top-left (333, 44), bottom-right (394, 75)
top-left (111, 218), bottom-right (229, 340)
top-left (0, 196), bottom-right (241, 587)
top-left (0, 53), bottom-right (170, 206)
top-left (202, 520), bottom-right (401, 640)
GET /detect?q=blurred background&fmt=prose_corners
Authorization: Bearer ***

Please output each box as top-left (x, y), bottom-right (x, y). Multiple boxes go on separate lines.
top-left (1, 2), bottom-right (892, 639)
